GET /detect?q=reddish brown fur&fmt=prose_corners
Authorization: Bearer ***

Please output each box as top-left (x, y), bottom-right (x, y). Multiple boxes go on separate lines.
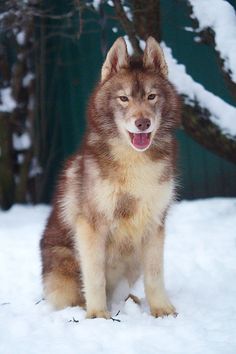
top-left (114, 192), bottom-right (138, 219)
top-left (40, 37), bottom-right (181, 317)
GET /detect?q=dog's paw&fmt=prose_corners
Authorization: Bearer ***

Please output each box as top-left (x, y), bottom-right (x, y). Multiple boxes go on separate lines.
top-left (86, 309), bottom-right (111, 319)
top-left (150, 302), bottom-right (177, 318)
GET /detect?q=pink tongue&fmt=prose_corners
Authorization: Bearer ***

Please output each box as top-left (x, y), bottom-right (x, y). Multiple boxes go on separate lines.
top-left (132, 133), bottom-right (150, 149)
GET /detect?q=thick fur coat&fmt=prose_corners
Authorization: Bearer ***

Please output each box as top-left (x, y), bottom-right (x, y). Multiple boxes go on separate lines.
top-left (40, 37), bottom-right (181, 319)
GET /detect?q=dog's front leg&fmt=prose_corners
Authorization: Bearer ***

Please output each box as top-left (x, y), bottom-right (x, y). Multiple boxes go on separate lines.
top-left (142, 224), bottom-right (176, 318)
top-left (75, 217), bottom-right (110, 319)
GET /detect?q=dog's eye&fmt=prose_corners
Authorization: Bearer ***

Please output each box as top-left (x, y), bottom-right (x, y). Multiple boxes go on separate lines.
top-left (119, 96), bottom-right (129, 102)
top-left (147, 94), bottom-right (156, 100)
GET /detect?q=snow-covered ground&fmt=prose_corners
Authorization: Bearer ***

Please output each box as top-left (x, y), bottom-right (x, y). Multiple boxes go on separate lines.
top-left (0, 199), bottom-right (236, 354)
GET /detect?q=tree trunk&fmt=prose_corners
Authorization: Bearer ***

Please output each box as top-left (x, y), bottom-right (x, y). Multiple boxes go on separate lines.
top-left (132, 0), bottom-right (161, 42)
top-left (0, 113), bottom-right (15, 210)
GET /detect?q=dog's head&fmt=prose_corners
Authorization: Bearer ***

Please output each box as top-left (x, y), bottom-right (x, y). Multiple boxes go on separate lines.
top-left (89, 37), bottom-right (180, 152)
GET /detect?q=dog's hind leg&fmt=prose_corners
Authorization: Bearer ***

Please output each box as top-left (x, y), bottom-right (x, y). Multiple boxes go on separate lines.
top-left (41, 246), bottom-right (85, 310)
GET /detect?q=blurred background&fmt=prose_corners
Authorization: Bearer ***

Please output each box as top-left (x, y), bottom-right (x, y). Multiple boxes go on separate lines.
top-left (0, 0), bottom-right (236, 210)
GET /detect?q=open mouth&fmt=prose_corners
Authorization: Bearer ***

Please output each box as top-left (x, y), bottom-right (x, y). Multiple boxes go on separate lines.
top-left (128, 132), bottom-right (152, 150)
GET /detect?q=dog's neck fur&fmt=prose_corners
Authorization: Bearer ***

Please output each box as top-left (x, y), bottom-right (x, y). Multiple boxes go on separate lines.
top-left (85, 130), bottom-right (173, 179)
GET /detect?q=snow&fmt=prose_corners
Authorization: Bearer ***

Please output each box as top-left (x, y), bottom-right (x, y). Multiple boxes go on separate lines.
top-left (23, 73), bottom-right (34, 87)
top-left (29, 157), bottom-right (43, 177)
top-left (184, 26), bottom-right (194, 33)
top-left (17, 153), bottom-right (25, 164)
top-left (13, 132), bottom-right (31, 151)
top-left (0, 12), bottom-right (8, 21)
top-left (0, 87), bottom-right (16, 113)
top-left (188, 0), bottom-right (236, 83)
top-left (161, 43), bottom-right (236, 138)
top-left (123, 5), bottom-right (133, 21)
top-left (124, 35), bottom-right (134, 56)
top-left (16, 31), bottom-right (26, 46)
top-left (92, 0), bottom-right (100, 10)
top-left (0, 199), bottom-right (236, 354)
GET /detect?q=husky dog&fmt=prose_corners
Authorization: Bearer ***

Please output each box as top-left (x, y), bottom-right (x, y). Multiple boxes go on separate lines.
top-left (40, 37), bottom-right (181, 319)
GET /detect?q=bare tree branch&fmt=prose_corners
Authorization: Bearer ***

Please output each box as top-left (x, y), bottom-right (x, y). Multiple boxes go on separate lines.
top-left (182, 104), bottom-right (236, 165)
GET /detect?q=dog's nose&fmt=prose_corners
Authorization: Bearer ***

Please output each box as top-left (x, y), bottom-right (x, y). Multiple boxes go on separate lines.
top-left (135, 118), bottom-right (151, 131)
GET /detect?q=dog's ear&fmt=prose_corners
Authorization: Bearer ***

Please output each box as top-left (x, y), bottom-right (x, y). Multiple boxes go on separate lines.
top-left (143, 37), bottom-right (168, 77)
top-left (101, 37), bottom-right (129, 82)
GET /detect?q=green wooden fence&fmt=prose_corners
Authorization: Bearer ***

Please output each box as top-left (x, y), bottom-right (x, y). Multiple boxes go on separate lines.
top-left (36, 0), bottom-right (236, 202)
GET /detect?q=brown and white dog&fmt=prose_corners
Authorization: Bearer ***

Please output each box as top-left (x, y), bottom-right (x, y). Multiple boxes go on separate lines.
top-left (40, 37), bottom-right (181, 319)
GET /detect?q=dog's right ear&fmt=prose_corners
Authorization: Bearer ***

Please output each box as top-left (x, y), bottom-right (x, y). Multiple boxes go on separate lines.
top-left (101, 37), bottom-right (129, 82)
top-left (143, 37), bottom-right (168, 77)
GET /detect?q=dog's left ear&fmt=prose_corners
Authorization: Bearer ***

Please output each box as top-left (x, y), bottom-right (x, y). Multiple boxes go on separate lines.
top-left (101, 37), bottom-right (129, 82)
top-left (143, 37), bottom-right (168, 77)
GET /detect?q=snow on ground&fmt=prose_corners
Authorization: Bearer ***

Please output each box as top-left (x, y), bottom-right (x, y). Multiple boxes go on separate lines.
top-left (188, 0), bottom-right (236, 83)
top-left (0, 199), bottom-right (236, 354)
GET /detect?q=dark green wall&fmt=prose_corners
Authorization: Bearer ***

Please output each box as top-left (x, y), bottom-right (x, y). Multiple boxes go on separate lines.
top-left (38, 0), bottom-right (236, 201)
